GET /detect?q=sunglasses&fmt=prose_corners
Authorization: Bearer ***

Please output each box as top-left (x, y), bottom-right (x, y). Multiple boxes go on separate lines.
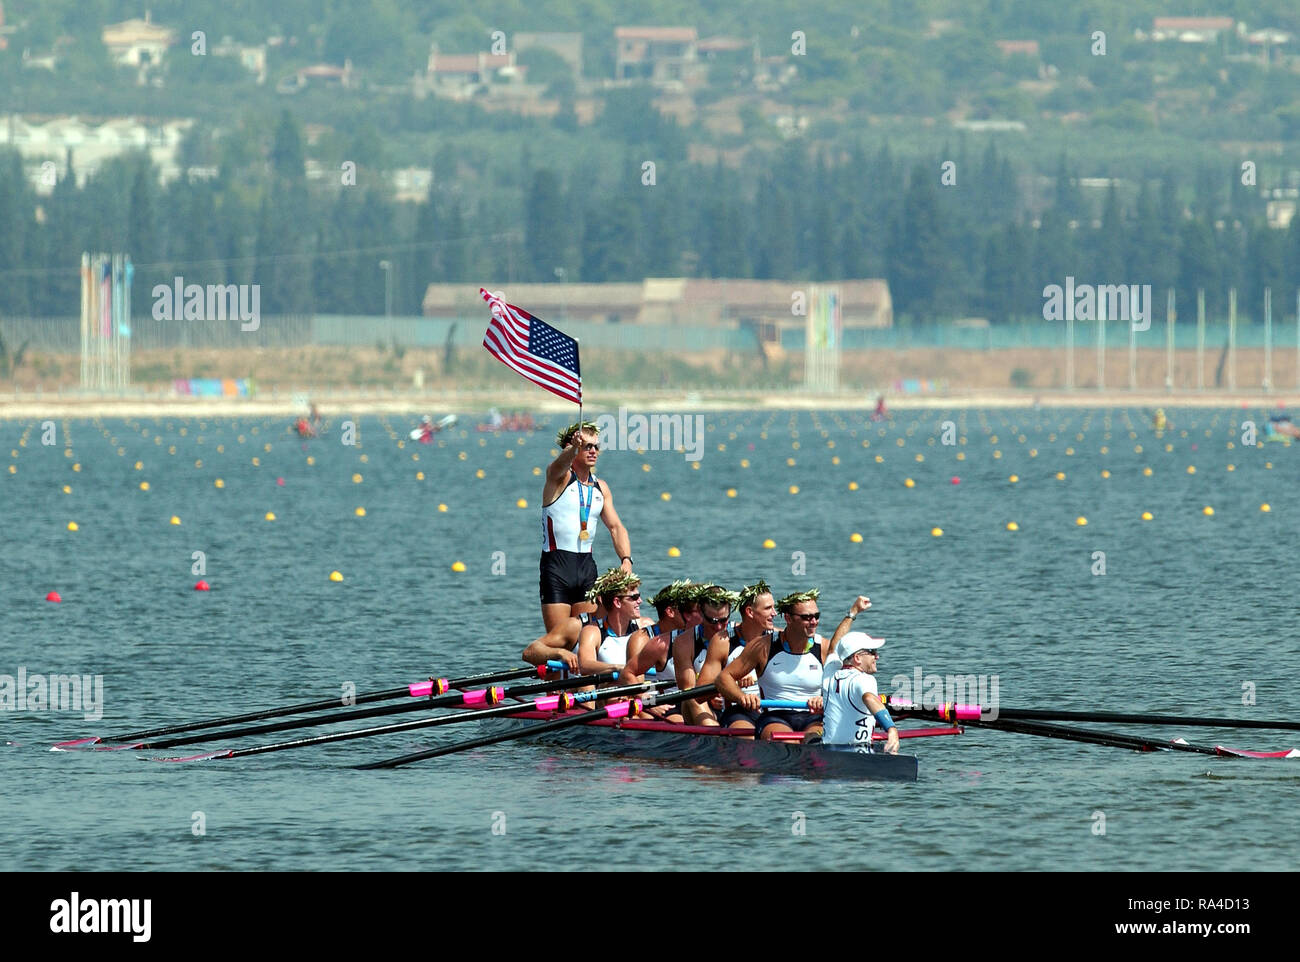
top-left (619, 593), bottom-right (641, 602)
top-left (794, 612), bottom-right (821, 621)
top-left (702, 614), bottom-right (729, 626)
top-left (582, 443), bottom-right (600, 452)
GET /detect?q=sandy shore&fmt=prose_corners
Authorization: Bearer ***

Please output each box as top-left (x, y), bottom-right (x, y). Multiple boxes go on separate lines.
top-left (2, 388), bottom-right (1296, 419)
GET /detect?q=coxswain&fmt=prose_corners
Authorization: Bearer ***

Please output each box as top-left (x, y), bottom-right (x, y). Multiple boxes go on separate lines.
top-left (538, 421), bottom-right (633, 632)
top-left (695, 580), bottom-right (775, 732)
top-left (715, 588), bottom-right (833, 740)
top-left (821, 633), bottom-right (899, 755)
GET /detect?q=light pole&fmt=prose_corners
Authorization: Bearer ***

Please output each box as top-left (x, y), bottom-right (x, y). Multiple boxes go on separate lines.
top-left (379, 259), bottom-right (393, 317)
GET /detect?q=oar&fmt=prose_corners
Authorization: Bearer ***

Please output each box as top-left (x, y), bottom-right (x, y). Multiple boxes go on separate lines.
top-left (159, 688), bottom-right (598, 762)
top-left (128, 672), bottom-right (615, 751)
top-left (759, 699), bottom-right (819, 709)
top-left (358, 683), bottom-right (717, 770)
top-left (973, 707), bottom-right (1300, 732)
top-left (57, 662), bottom-right (566, 748)
top-left (967, 716), bottom-right (1229, 755)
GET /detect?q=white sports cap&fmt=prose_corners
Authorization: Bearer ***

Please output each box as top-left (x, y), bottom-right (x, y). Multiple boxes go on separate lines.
top-left (835, 632), bottom-right (884, 662)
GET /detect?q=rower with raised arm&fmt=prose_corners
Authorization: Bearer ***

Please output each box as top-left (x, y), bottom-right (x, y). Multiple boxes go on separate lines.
top-left (539, 421), bottom-right (633, 632)
top-left (697, 580), bottom-right (775, 734)
top-left (821, 633), bottom-right (899, 755)
top-left (718, 588), bottom-right (832, 741)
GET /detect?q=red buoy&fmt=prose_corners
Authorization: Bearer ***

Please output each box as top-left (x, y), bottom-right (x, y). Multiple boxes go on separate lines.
top-left (45, 591), bottom-right (62, 603)
top-left (194, 580), bottom-right (211, 591)
top-left (950, 476), bottom-right (961, 485)
top-left (276, 477), bottom-right (285, 486)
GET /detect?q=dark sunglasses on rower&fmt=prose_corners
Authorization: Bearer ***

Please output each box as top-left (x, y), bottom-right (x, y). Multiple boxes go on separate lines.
top-left (794, 612), bottom-right (821, 621)
top-left (582, 443), bottom-right (600, 452)
top-left (619, 593), bottom-right (640, 602)
top-left (702, 614), bottom-right (728, 626)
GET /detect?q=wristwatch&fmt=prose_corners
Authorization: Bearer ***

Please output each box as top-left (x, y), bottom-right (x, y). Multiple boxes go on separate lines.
top-left (621, 556), bottom-right (634, 566)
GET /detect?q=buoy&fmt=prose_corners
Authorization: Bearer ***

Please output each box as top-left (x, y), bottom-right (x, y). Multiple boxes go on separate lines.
top-left (215, 479), bottom-right (225, 488)
top-left (1009, 475), bottom-right (1019, 483)
top-left (848, 481), bottom-right (859, 491)
top-left (329, 571), bottom-right (344, 582)
top-left (355, 507), bottom-right (366, 517)
top-left (726, 488), bottom-right (737, 498)
top-left (661, 492), bottom-right (672, 501)
top-left (277, 477), bottom-right (285, 486)
top-left (1202, 506), bottom-right (1214, 516)
top-left (1142, 467), bottom-right (1152, 476)
top-left (1101, 470), bottom-right (1110, 478)
top-left (170, 515), bottom-right (181, 525)
top-left (740, 459), bottom-right (750, 468)
top-left (930, 527), bottom-right (943, 537)
top-left (67, 521), bottom-right (78, 531)
top-left (1006, 522), bottom-right (1018, 531)
top-left (45, 591), bottom-right (62, 603)
top-left (850, 532), bottom-right (863, 543)
top-left (416, 471), bottom-right (425, 481)
top-left (451, 561), bottom-right (467, 572)
top-left (1055, 472), bottom-right (1066, 481)
top-left (1186, 466), bottom-right (1196, 475)
top-left (668, 546), bottom-right (681, 557)
top-left (62, 485), bottom-right (71, 494)
top-left (194, 581), bottom-right (210, 591)
top-left (1141, 511), bottom-right (1153, 521)
top-left (516, 498), bottom-right (528, 508)
top-left (139, 481), bottom-right (150, 491)
top-left (762, 538), bottom-right (776, 549)
top-left (265, 512), bottom-right (276, 521)
top-left (950, 476), bottom-right (960, 485)
top-left (788, 485), bottom-right (799, 494)
top-left (352, 473), bottom-right (363, 483)
top-left (904, 478), bottom-right (915, 488)
top-left (1261, 503), bottom-right (1271, 512)
top-left (438, 503), bottom-right (448, 512)
top-left (1075, 516), bottom-right (1087, 526)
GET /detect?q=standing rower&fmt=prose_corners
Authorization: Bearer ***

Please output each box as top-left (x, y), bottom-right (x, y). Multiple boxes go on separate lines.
top-left (696, 580), bottom-right (775, 732)
top-left (716, 588), bottom-right (832, 741)
top-left (821, 633), bottom-right (899, 755)
top-left (539, 421), bottom-right (633, 632)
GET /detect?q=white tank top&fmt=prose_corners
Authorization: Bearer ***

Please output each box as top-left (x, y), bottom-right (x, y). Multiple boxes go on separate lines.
top-left (759, 634), bottom-right (824, 703)
top-left (822, 668), bottom-right (878, 752)
top-left (541, 470), bottom-right (603, 553)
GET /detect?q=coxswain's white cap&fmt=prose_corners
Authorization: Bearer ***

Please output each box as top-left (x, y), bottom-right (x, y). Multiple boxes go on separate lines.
top-left (836, 632), bottom-right (884, 662)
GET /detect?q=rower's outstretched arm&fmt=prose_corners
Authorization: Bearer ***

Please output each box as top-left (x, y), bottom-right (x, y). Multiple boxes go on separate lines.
top-left (576, 625), bottom-right (621, 676)
top-left (717, 643), bottom-right (766, 711)
top-left (543, 438), bottom-right (581, 501)
top-left (598, 481), bottom-right (632, 573)
top-left (829, 595), bottom-right (872, 648)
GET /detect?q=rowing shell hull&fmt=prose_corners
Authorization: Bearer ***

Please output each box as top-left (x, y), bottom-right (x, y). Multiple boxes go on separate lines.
top-left (495, 712), bottom-right (920, 781)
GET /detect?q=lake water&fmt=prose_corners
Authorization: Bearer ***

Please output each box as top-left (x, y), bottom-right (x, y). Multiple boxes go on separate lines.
top-left (2, 407), bottom-right (1297, 871)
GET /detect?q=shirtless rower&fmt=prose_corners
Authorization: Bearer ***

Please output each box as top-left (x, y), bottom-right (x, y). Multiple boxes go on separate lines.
top-left (715, 588), bottom-right (834, 740)
top-left (821, 633), bottom-right (899, 755)
top-left (539, 421), bottom-right (633, 632)
top-left (695, 580), bottom-right (776, 732)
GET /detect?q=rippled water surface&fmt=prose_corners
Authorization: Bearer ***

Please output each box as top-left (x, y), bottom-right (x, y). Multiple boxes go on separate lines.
top-left (2, 407), bottom-right (1297, 870)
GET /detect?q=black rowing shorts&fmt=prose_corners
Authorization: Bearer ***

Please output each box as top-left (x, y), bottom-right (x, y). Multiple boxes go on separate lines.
top-left (539, 550), bottom-right (598, 605)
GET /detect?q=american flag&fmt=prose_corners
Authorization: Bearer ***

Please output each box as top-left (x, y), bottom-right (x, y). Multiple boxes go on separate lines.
top-left (480, 288), bottom-right (582, 404)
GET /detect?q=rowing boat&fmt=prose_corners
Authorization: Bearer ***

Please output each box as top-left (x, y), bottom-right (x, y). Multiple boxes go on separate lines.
top-left (490, 710), bottom-right (963, 781)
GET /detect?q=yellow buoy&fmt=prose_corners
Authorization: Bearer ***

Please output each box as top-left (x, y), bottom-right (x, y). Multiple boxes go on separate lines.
top-left (306, 456), bottom-right (315, 466)
top-left (251, 457), bottom-right (260, 466)
top-left (930, 527), bottom-right (943, 537)
top-left (1006, 522), bottom-right (1019, 531)
top-left (416, 471), bottom-right (425, 481)
top-left (1226, 464), bottom-right (1235, 472)
top-left (762, 538), bottom-right (776, 549)
top-left (850, 532), bottom-right (863, 543)
top-left (1202, 506), bottom-right (1214, 516)
top-left (832, 456), bottom-right (841, 465)
top-left (785, 458), bottom-right (796, 467)
top-left (955, 452), bottom-right (965, 461)
top-left (874, 455), bottom-right (884, 463)
top-left (437, 503), bottom-right (448, 512)
top-left (133, 461), bottom-right (143, 470)
top-left (355, 507), bottom-right (366, 517)
top-left (329, 571), bottom-right (343, 582)
top-left (904, 478), bottom-right (915, 488)
top-left (848, 481), bottom-right (859, 491)
top-left (1055, 472), bottom-right (1066, 481)
top-left (1141, 511), bottom-right (1153, 521)
top-left (265, 512), bottom-right (276, 521)
top-left (726, 488), bottom-right (737, 498)
top-left (352, 473), bottom-right (363, 483)
top-left (475, 469), bottom-right (486, 479)
top-left (788, 485), bottom-right (799, 494)
top-left (915, 454), bottom-right (925, 463)
top-left (667, 546), bottom-right (681, 557)
top-left (661, 492), bottom-right (672, 501)
top-left (214, 479), bottom-right (224, 489)
top-left (62, 485), bottom-right (71, 494)
top-left (642, 463), bottom-right (651, 472)
top-left (451, 561), bottom-right (467, 572)
top-left (1101, 469), bottom-right (1110, 479)
top-left (1261, 503), bottom-right (1271, 512)
top-left (740, 459), bottom-right (750, 468)
top-left (73, 463), bottom-right (81, 472)
top-left (1075, 516), bottom-right (1087, 526)
top-left (1142, 467), bottom-right (1153, 477)
top-left (67, 521), bottom-right (79, 531)
top-left (1009, 474), bottom-right (1019, 483)
top-left (1186, 466), bottom-right (1196, 475)
top-left (516, 498), bottom-right (528, 508)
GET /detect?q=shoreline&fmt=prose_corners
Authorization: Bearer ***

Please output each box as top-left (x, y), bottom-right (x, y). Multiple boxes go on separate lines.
top-left (1, 388), bottom-right (1296, 419)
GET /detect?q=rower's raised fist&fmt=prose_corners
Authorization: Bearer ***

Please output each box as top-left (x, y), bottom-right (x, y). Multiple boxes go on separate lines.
top-left (851, 595), bottom-right (872, 614)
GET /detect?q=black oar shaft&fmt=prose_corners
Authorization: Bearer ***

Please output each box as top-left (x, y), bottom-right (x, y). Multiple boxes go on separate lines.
top-left (106, 665), bottom-right (546, 742)
top-left (968, 717), bottom-right (1221, 755)
top-left (141, 672), bottom-right (611, 750)
top-left (989, 708), bottom-right (1300, 732)
top-left (357, 683), bottom-right (711, 770)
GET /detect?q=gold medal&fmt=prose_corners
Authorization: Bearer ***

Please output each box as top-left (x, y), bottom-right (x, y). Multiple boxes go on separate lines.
top-left (579, 528), bottom-right (590, 541)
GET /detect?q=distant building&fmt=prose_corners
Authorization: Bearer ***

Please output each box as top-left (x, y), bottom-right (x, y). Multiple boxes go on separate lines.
top-left (1, 115), bottom-right (193, 194)
top-left (102, 12), bottom-right (177, 83)
top-left (278, 60), bottom-right (354, 94)
top-left (422, 50), bottom-right (521, 99)
top-left (392, 167), bottom-right (433, 203)
top-left (212, 37), bottom-right (267, 84)
top-left (422, 278), bottom-right (892, 331)
top-left (614, 27), bottom-right (706, 86)
top-left (513, 32), bottom-right (583, 76)
top-left (1148, 17), bottom-right (1235, 43)
top-left (996, 40), bottom-right (1040, 58)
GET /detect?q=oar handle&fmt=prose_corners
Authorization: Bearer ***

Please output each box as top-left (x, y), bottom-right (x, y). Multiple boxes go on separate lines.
top-left (883, 696), bottom-right (982, 722)
top-left (758, 699), bottom-right (814, 710)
